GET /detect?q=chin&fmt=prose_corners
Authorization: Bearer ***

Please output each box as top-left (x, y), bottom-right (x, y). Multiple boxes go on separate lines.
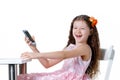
top-left (76, 40), bottom-right (82, 43)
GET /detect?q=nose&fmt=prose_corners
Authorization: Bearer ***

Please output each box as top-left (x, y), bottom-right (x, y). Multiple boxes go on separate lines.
top-left (76, 29), bottom-right (81, 34)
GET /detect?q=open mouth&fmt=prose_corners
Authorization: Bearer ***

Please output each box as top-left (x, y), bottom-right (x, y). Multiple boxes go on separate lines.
top-left (75, 35), bottom-right (82, 38)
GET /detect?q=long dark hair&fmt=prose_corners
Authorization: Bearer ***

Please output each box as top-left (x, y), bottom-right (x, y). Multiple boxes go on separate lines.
top-left (66, 15), bottom-right (100, 78)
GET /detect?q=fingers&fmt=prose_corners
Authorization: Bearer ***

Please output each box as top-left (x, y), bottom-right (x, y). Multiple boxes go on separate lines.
top-left (32, 36), bottom-right (35, 41)
top-left (25, 36), bottom-right (36, 46)
top-left (25, 36), bottom-right (35, 41)
top-left (21, 52), bottom-right (31, 59)
top-left (25, 37), bottom-right (30, 43)
top-left (25, 37), bottom-right (32, 45)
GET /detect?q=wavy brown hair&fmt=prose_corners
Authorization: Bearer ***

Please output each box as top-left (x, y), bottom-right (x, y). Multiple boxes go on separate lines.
top-left (66, 15), bottom-right (100, 78)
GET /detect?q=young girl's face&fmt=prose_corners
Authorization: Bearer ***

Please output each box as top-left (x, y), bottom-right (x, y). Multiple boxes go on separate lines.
top-left (72, 20), bottom-right (90, 44)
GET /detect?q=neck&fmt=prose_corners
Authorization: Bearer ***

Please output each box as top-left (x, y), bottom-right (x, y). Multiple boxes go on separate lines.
top-left (75, 42), bottom-right (87, 46)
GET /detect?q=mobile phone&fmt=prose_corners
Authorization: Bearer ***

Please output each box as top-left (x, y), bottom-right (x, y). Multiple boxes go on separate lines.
top-left (23, 30), bottom-right (36, 45)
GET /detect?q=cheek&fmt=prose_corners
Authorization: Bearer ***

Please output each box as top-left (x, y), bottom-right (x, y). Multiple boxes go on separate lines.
top-left (88, 31), bottom-right (91, 36)
top-left (86, 32), bottom-right (91, 38)
top-left (72, 31), bottom-right (75, 37)
top-left (72, 30), bottom-right (75, 35)
top-left (85, 29), bottom-right (90, 35)
top-left (85, 32), bottom-right (90, 37)
top-left (83, 31), bottom-right (90, 37)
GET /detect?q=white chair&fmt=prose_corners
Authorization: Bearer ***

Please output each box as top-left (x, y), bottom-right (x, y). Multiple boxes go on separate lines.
top-left (99, 46), bottom-right (115, 80)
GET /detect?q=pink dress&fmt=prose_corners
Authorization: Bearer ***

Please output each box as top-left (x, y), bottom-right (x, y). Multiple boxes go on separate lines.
top-left (17, 44), bottom-right (91, 80)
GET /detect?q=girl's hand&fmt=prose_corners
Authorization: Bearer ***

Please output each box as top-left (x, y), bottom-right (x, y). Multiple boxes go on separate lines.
top-left (21, 52), bottom-right (39, 59)
top-left (25, 36), bottom-right (37, 51)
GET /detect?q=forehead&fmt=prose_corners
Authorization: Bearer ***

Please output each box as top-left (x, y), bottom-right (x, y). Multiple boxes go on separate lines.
top-left (73, 20), bottom-right (88, 27)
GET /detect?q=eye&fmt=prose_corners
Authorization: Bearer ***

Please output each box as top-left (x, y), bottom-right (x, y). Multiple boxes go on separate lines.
top-left (81, 27), bottom-right (85, 29)
top-left (73, 27), bottom-right (77, 29)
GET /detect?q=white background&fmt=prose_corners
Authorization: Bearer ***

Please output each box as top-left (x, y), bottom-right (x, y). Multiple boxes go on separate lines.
top-left (0, 0), bottom-right (120, 80)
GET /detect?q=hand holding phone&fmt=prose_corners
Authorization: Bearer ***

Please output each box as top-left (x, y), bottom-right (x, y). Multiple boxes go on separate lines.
top-left (23, 30), bottom-right (36, 46)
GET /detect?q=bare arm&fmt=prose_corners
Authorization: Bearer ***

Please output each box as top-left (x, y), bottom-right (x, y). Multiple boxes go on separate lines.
top-left (24, 37), bottom-right (63, 68)
top-left (31, 47), bottom-right (63, 68)
top-left (22, 44), bottom-right (91, 62)
top-left (38, 44), bottom-right (90, 60)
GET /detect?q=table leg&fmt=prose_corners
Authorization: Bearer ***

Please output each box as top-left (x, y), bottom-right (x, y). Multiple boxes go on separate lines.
top-left (9, 64), bottom-right (17, 80)
top-left (19, 63), bottom-right (27, 74)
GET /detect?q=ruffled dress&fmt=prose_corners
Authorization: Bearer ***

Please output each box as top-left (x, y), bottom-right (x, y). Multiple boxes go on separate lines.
top-left (17, 44), bottom-right (91, 80)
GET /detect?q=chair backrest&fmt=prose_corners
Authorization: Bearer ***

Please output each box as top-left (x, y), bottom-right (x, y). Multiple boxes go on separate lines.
top-left (100, 46), bottom-right (115, 80)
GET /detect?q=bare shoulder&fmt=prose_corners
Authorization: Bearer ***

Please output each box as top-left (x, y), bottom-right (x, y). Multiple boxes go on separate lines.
top-left (76, 44), bottom-right (91, 61)
top-left (76, 44), bottom-right (91, 51)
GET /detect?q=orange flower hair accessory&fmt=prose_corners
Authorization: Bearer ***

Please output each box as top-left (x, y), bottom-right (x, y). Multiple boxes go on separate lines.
top-left (89, 17), bottom-right (98, 28)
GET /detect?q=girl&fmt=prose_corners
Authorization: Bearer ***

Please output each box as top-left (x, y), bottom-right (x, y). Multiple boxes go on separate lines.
top-left (18, 15), bottom-right (100, 80)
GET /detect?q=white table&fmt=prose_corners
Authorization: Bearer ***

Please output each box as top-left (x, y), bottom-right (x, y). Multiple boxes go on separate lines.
top-left (0, 58), bottom-right (31, 80)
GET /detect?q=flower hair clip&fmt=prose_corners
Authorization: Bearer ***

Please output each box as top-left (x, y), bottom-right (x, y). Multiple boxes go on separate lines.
top-left (89, 17), bottom-right (98, 28)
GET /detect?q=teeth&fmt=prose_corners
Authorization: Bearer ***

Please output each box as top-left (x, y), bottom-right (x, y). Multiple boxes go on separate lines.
top-left (76, 35), bottom-right (81, 37)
